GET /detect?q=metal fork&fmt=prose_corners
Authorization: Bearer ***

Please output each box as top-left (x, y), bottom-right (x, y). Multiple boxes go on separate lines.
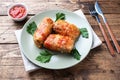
top-left (88, 4), bottom-right (115, 56)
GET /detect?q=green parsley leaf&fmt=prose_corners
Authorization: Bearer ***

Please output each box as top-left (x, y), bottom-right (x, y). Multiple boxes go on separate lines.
top-left (36, 55), bottom-right (52, 63)
top-left (80, 28), bottom-right (89, 38)
top-left (27, 21), bottom-right (37, 35)
top-left (40, 50), bottom-right (52, 56)
top-left (71, 48), bottom-right (81, 60)
top-left (55, 13), bottom-right (65, 21)
top-left (36, 50), bottom-right (53, 63)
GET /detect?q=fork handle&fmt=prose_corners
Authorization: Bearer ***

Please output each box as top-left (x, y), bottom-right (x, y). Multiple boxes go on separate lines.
top-left (98, 23), bottom-right (115, 56)
top-left (105, 22), bottom-right (120, 53)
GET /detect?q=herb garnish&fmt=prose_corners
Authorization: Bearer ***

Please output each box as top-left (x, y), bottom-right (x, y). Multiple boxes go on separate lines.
top-left (71, 48), bottom-right (81, 60)
top-left (27, 21), bottom-right (37, 35)
top-left (55, 12), bottom-right (65, 21)
top-left (36, 50), bottom-right (53, 63)
top-left (80, 28), bottom-right (89, 38)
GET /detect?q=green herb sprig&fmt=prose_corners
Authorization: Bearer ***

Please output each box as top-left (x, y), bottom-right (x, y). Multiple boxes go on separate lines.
top-left (36, 50), bottom-right (53, 63)
top-left (55, 12), bottom-right (65, 21)
top-left (80, 28), bottom-right (89, 38)
top-left (27, 21), bottom-right (37, 35)
top-left (71, 48), bottom-right (81, 60)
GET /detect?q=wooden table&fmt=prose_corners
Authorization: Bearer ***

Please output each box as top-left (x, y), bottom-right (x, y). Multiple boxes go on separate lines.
top-left (0, 0), bottom-right (120, 80)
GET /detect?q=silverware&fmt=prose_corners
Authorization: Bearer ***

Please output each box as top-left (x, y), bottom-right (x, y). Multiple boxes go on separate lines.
top-left (95, 1), bottom-right (120, 53)
top-left (89, 4), bottom-right (115, 56)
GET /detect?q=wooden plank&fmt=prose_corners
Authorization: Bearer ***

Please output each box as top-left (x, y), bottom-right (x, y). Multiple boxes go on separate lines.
top-left (0, 16), bottom-right (31, 43)
top-left (0, 65), bottom-right (120, 80)
top-left (82, 1), bottom-right (120, 14)
top-left (0, 44), bottom-right (120, 80)
top-left (0, 0), bottom-right (14, 2)
top-left (0, 1), bottom-right (120, 15)
top-left (0, 44), bottom-right (23, 66)
top-left (0, 2), bottom-right (79, 15)
top-left (0, 66), bottom-right (54, 79)
top-left (74, 73), bottom-right (120, 80)
top-left (1, 0), bottom-right (119, 2)
top-left (0, 13), bottom-right (120, 43)
top-left (0, 65), bottom-right (60, 80)
top-left (14, 0), bottom-right (49, 2)
top-left (1, 44), bottom-right (120, 67)
top-left (0, 64), bottom-right (120, 80)
top-left (86, 14), bottom-right (120, 26)
top-left (0, 44), bottom-right (107, 65)
top-left (13, 0), bottom-right (120, 2)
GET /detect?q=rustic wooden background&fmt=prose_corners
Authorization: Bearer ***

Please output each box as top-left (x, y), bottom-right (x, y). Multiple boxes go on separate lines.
top-left (0, 0), bottom-right (120, 80)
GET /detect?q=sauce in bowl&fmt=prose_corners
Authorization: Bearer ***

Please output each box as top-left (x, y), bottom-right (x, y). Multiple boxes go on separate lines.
top-left (8, 3), bottom-right (28, 21)
top-left (9, 6), bottom-right (26, 18)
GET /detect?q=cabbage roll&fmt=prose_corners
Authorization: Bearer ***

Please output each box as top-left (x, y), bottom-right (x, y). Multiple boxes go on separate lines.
top-left (53, 20), bottom-right (80, 41)
top-left (33, 17), bottom-right (53, 48)
top-left (44, 34), bottom-right (74, 53)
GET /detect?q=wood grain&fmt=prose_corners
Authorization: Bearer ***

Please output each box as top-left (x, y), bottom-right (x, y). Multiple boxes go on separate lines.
top-left (0, 44), bottom-right (120, 80)
top-left (0, 14), bottom-right (120, 43)
top-left (0, 0), bottom-right (120, 80)
top-left (0, 1), bottom-right (120, 15)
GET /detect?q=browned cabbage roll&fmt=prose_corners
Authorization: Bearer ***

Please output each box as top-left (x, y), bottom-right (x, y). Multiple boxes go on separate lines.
top-left (33, 17), bottom-right (53, 48)
top-left (44, 34), bottom-right (74, 53)
top-left (53, 20), bottom-right (80, 41)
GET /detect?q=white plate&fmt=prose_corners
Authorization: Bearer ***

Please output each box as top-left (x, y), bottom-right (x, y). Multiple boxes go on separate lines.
top-left (20, 10), bottom-right (93, 69)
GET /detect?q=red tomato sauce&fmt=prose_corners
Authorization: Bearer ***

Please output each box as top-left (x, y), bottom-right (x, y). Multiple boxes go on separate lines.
top-left (9, 6), bottom-right (26, 18)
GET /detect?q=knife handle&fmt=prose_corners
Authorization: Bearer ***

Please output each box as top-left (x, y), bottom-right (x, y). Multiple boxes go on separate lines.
top-left (98, 23), bottom-right (115, 56)
top-left (105, 22), bottom-right (120, 53)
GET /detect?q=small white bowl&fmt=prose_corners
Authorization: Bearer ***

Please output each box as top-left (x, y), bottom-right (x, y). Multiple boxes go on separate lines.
top-left (7, 3), bottom-right (28, 21)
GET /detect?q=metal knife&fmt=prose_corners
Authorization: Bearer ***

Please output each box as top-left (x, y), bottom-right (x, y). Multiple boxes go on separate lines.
top-left (95, 1), bottom-right (107, 23)
top-left (95, 1), bottom-right (120, 53)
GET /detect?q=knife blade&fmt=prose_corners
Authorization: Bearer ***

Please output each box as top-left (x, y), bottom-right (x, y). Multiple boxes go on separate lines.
top-left (95, 1), bottom-right (107, 23)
